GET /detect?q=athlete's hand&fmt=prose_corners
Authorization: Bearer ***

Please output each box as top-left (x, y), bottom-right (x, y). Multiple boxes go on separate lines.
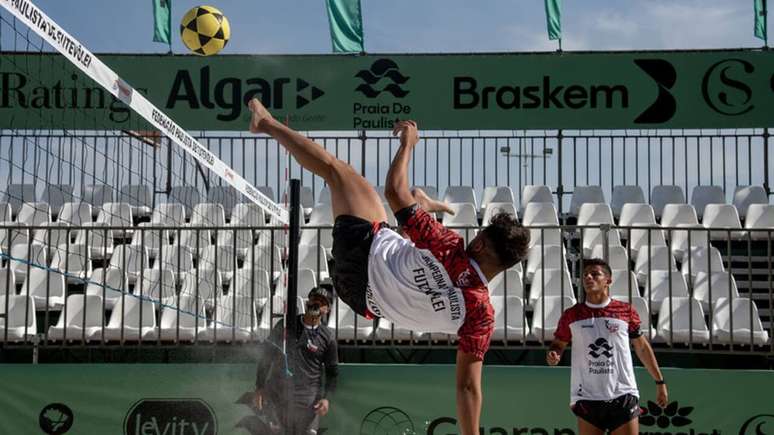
top-left (656, 384), bottom-right (668, 408)
top-left (392, 120), bottom-right (419, 148)
top-left (313, 398), bottom-right (330, 416)
top-left (253, 390), bottom-right (264, 410)
top-left (248, 98), bottom-right (276, 134)
top-left (546, 350), bottom-right (561, 366)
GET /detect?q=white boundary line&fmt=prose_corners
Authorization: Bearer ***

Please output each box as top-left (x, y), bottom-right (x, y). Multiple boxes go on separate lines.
top-left (1, 0), bottom-right (288, 224)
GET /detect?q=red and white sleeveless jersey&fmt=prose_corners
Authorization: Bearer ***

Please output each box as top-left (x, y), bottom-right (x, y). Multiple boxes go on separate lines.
top-left (555, 298), bottom-right (642, 405)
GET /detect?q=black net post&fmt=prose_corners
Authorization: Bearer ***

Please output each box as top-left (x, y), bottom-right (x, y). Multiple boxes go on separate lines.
top-left (284, 178), bottom-right (301, 432)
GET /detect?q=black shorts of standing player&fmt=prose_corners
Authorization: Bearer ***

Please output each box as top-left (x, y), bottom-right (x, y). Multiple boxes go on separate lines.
top-left (571, 394), bottom-right (641, 432)
top-left (331, 214), bottom-right (389, 317)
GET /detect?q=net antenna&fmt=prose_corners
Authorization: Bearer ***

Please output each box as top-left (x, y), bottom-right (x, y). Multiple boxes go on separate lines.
top-left (0, 0), bottom-right (287, 225)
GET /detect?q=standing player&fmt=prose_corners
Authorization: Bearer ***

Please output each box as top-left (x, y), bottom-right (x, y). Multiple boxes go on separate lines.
top-left (248, 100), bottom-right (529, 435)
top-left (546, 258), bottom-right (669, 435)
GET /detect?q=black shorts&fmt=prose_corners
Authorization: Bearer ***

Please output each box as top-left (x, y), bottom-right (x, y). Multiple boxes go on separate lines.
top-left (571, 394), bottom-right (640, 432)
top-left (331, 215), bottom-right (387, 317)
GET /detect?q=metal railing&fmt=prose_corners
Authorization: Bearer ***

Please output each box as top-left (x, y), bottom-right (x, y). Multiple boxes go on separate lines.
top-left (1, 223), bottom-right (771, 355)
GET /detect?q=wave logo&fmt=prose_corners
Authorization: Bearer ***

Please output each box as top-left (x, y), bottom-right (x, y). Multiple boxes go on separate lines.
top-left (588, 337), bottom-right (613, 359)
top-left (739, 414), bottom-right (774, 435)
top-left (355, 59), bottom-right (410, 98)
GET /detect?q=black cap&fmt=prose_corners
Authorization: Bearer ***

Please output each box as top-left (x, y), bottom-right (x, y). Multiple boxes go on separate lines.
top-left (307, 287), bottom-right (332, 306)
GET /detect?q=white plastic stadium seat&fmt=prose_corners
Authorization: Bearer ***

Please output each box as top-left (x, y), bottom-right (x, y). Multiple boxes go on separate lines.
top-left (525, 245), bottom-right (568, 283)
top-left (136, 268), bottom-right (176, 302)
top-left (219, 204), bottom-right (267, 258)
top-left (702, 204), bottom-right (743, 240)
top-left (611, 185), bottom-right (646, 218)
top-left (712, 297), bottom-right (769, 345)
top-left (300, 203), bottom-right (334, 253)
top-left (317, 185), bottom-right (331, 205)
top-left (630, 296), bottom-right (655, 340)
top-left (4, 183), bottom-right (36, 217)
top-left (444, 186), bottom-right (477, 207)
top-left (86, 268), bottom-right (129, 310)
top-left (33, 222), bottom-right (74, 255)
top-left (102, 297), bottom-right (157, 342)
top-left (228, 268), bottom-right (272, 304)
top-left (480, 186), bottom-right (515, 214)
top-left (528, 267), bottom-right (575, 307)
top-left (619, 203), bottom-right (656, 227)
top-left (120, 185), bottom-right (153, 218)
top-left (488, 269), bottom-right (524, 298)
top-left (491, 296), bottom-right (529, 342)
top-left (661, 203), bottom-right (699, 227)
top-left (75, 222), bottom-right (114, 260)
top-left (97, 202), bottom-right (133, 237)
top-left (82, 184), bottom-right (114, 218)
top-left (172, 227), bottom-right (211, 257)
top-left (692, 271), bottom-right (739, 311)
top-left (168, 186), bottom-right (201, 220)
top-left (522, 202), bottom-right (559, 226)
top-left (131, 222), bottom-right (169, 259)
top-left (20, 268), bottom-right (66, 310)
top-left (626, 225), bottom-right (667, 261)
top-left (608, 270), bottom-right (640, 301)
top-left (0, 202), bottom-right (11, 222)
top-left (58, 202), bottom-right (92, 226)
top-left (16, 202), bottom-right (51, 227)
top-left (577, 203), bottom-right (614, 226)
top-left (590, 245), bottom-right (629, 271)
top-left (520, 185), bottom-right (553, 212)
top-left (298, 244), bottom-right (330, 282)
top-left (151, 203), bottom-right (186, 226)
top-left (581, 228), bottom-right (622, 257)
top-left (0, 295), bottom-right (36, 342)
top-left (656, 297), bottom-right (709, 344)
top-left (179, 270), bottom-right (223, 308)
top-left (666, 224), bottom-right (708, 263)
top-left (377, 319), bottom-right (426, 343)
top-left (243, 245), bottom-right (284, 280)
top-left (190, 203), bottom-right (226, 227)
top-left (733, 185), bottom-right (768, 219)
top-left (10, 242), bottom-right (48, 282)
top-left (204, 295), bottom-right (258, 342)
top-left (680, 247), bottom-right (725, 283)
top-left (633, 245), bottom-right (676, 286)
top-left (530, 296), bottom-right (575, 341)
top-left (41, 184), bottom-right (74, 219)
top-left (569, 186), bottom-right (605, 216)
top-left (48, 294), bottom-right (105, 342)
top-left (207, 185), bottom-right (239, 221)
top-left (157, 294), bottom-right (207, 342)
top-left (154, 245), bottom-right (194, 281)
top-left (329, 298), bottom-right (375, 341)
top-left (642, 271), bottom-right (689, 312)
top-left (199, 244), bottom-right (237, 282)
top-left (108, 245), bottom-right (150, 284)
top-left (444, 203), bottom-right (479, 243)
top-left (744, 204), bottom-right (774, 239)
top-left (0, 268), bottom-right (16, 298)
top-left (691, 185), bottom-right (725, 219)
top-left (257, 186), bottom-right (275, 203)
top-left (651, 185), bottom-right (685, 219)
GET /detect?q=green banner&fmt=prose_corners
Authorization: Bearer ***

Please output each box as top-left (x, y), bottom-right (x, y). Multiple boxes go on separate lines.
top-left (0, 364), bottom-right (772, 434)
top-left (1, 50), bottom-right (773, 130)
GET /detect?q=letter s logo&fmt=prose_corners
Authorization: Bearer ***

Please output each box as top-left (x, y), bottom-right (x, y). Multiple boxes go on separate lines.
top-left (702, 59), bottom-right (754, 116)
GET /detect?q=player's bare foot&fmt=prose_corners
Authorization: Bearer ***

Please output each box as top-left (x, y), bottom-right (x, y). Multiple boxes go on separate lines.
top-left (249, 99), bottom-right (275, 134)
top-left (413, 187), bottom-right (455, 215)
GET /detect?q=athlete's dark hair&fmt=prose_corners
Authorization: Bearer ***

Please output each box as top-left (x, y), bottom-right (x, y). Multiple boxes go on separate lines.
top-left (481, 212), bottom-right (530, 269)
top-left (582, 258), bottom-right (612, 276)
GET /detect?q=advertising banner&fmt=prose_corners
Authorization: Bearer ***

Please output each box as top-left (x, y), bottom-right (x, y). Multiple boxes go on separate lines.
top-left (0, 364), bottom-right (772, 434)
top-left (1, 50), bottom-right (773, 131)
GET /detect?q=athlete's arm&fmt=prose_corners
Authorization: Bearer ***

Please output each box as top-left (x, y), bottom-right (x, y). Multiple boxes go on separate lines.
top-left (546, 339), bottom-right (568, 365)
top-left (456, 350), bottom-right (483, 435)
top-left (385, 120), bottom-right (419, 212)
top-left (631, 335), bottom-right (668, 407)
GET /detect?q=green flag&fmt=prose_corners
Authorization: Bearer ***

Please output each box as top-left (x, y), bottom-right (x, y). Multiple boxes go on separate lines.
top-left (545, 0), bottom-right (562, 41)
top-left (754, 0), bottom-right (767, 43)
top-left (152, 0), bottom-right (172, 45)
top-left (325, 0), bottom-right (364, 53)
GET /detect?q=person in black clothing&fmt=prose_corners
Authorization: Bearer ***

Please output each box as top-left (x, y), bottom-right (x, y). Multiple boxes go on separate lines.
top-left (254, 287), bottom-right (339, 435)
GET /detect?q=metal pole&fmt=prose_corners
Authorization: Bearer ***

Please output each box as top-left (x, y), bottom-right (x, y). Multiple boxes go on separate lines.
top-left (285, 178), bottom-right (302, 433)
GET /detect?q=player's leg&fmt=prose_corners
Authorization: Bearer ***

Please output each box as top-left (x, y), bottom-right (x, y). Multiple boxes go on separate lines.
top-left (576, 418), bottom-right (605, 435)
top-left (611, 418), bottom-right (638, 435)
top-left (249, 99), bottom-right (386, 223)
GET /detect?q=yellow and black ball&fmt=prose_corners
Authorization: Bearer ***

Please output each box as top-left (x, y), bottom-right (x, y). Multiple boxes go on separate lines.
top-left (180, 6), bottom-right (230, 56)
